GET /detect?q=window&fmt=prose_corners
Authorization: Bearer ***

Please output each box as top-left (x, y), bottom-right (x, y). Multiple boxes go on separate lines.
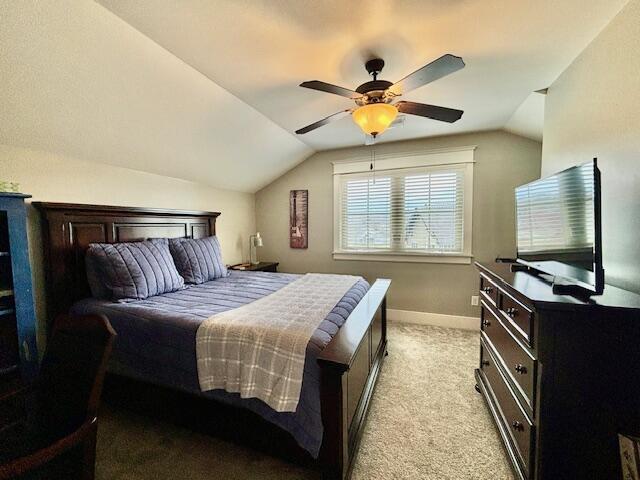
top-left (333, 148), bottom-right (474, 263)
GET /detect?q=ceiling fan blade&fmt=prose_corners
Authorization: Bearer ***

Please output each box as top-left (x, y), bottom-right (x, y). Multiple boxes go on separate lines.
top-left (396, 101), bottom-right (463, 123)
top-left (388, 54), bottom-right (465, 96)
top-left (300, 80), bottom-right (362, 99)
top-left (295, 110), bottom-right (352, 134)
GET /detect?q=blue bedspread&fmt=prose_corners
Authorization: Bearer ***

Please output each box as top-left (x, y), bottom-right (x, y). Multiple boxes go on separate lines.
top-left (71, 271), bottom-right (369, 457)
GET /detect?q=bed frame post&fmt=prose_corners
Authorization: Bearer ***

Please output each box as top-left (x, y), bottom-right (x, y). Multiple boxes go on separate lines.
top-left (319, 364), bottom-right (348, 479)
top-left (318, 279), bottom-right (391, 480)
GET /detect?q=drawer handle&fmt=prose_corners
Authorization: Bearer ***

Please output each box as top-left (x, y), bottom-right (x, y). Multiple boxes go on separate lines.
top-left (482, 319), bottom-right (491, 328)
top-left (482, 286), bottom-right (493, 294)
top-left (506, 307), bottom-right (518, 318)
top-left (481, 359), bottom-right (490, 367)
top-left (514, 364), bottom-right (528, 375)
top-left (512, 420), bottom-right (524, 432)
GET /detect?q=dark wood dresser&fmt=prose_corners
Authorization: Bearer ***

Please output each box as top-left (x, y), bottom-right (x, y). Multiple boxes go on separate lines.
top-left (475, 262), bottom-right (640, 480)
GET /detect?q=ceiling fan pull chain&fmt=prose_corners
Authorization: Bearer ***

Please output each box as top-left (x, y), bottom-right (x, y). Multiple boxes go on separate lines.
top-left (370, 135), bottom-right (377, 183)
top-left (370, 143), bottom-right (373, 172)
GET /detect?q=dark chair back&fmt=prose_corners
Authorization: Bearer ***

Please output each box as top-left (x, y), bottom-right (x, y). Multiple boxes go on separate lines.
top-left (35, 314), bottom-right (116, 439)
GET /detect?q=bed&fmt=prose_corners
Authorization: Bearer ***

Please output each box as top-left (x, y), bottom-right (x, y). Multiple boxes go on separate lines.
top-left (34, 202), bottom-right (390, 480)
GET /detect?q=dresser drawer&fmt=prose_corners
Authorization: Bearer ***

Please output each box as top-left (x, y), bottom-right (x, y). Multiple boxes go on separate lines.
top-left (481, 303), bottom-right (536, 411)
top-left (480, 341), bottom-right (534, 476)
top-left (480, 273), bottom-right (499, 306)
top-left (498, 290), bottom-right (534, 346)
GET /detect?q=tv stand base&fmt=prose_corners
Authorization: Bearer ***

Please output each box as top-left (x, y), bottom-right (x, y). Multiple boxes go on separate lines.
top-left (510, 263), bottom-right (532, 273)
top-left (551, 281), bottom-right (597, 298)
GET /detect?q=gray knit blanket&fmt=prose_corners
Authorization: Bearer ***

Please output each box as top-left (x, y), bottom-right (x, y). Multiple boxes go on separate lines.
top-left (196, 273), bottom-right (360, 412)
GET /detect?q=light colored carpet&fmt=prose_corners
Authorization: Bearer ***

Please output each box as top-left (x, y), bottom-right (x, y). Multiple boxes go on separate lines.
top-left (96, 323), bottom-right (513, 480)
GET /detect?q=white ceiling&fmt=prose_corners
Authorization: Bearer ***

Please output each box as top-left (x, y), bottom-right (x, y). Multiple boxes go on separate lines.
top-left (0, 0), bottom-right (311, 193)
top-left (98, 0), bottom-right (627, 152)
top-left (1, 1), bottom-right (628, 193)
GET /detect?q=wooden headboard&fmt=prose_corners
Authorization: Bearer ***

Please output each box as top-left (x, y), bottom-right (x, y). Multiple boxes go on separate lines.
top-left (34, 202), bottom-right (220, 329)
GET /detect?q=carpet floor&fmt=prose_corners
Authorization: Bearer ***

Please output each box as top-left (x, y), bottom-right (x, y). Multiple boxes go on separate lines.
top-left (96, 323), bottom-right (514, 479)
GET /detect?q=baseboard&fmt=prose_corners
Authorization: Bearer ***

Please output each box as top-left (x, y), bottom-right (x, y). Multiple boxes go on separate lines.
top-left (388, 308), bottom-right (479, 331)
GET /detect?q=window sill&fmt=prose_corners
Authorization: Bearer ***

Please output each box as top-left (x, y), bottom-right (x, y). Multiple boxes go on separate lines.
top-left (332, 252), bottom-right (473, 264)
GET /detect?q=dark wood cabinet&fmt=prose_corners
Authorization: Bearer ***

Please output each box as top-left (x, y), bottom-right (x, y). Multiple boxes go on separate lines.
top-left (475, 262), bottom-right (640, 480)
top-left (0, 193), bottom-right (38, 385)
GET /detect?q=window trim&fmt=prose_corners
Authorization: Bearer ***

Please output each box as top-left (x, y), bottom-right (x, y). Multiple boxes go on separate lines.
top-left (332, 146), bottom-right (475, 264)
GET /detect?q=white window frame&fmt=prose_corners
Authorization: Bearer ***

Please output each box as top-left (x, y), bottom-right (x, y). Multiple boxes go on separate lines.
top-left (332, 145), bottom-right (475, 264)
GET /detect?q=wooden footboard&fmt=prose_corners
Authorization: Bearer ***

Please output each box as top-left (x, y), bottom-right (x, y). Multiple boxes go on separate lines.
top-left (318, 279), bottom-right (391, 480)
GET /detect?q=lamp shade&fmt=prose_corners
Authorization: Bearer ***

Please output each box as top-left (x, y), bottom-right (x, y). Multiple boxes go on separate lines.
top-left (352, 103), bottom-right (398, 136)
top-left (254, 232), bottom-right (263, 247)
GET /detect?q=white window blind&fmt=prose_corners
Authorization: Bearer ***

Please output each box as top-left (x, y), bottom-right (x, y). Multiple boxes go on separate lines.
top-left (341, 176), bottom-right (392, 250)
top-left (338, 165), bottom-right (468, 255)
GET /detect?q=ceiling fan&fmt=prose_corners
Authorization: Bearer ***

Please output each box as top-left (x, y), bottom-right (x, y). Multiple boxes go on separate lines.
top-left (296, 54), bottom-right (465, 138)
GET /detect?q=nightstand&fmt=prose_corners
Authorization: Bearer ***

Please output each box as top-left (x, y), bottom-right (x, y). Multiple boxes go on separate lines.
top-left (229, 262), bottom-right (279, 272)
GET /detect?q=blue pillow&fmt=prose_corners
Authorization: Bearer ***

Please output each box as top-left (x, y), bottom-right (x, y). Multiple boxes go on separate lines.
top-left (86, 238), bottom-right (185, 301)
top-left (169, 236), bottom-right (227, 284)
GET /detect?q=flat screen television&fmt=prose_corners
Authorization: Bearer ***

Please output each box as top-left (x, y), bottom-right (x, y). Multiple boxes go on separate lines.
top-left (515, 158), bottom-right (604, 295)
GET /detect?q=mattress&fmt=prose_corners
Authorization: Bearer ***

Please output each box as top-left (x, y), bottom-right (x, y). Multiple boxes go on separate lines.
top-left (71, 270), bottom-right (369, 457)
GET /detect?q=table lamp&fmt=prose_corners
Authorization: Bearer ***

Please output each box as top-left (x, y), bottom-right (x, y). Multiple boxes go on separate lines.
top-left (250, 232), bottom-right (263, 265)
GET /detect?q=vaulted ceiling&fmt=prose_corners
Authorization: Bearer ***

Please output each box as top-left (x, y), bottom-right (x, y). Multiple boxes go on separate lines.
top-left (1, 1), bottom-right (628, 192)
top-left (98, 0), bottom-right (626, 150)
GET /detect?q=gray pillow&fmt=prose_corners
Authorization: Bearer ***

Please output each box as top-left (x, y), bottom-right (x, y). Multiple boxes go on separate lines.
top-left (169, 236), bottom-right (228, 284)
top-left (86, 238), bottom-right (185, 301)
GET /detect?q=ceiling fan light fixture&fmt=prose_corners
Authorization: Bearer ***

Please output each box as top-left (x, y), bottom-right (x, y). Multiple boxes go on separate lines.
top-left (352, 103), bottom-right (398, 137)
top-left (296, 54), bottom-right (464, 137)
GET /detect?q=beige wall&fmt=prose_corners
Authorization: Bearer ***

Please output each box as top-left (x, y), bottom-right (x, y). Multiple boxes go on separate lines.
top-left (1, 144), bottom-right (255, 345)
top-left (542, 0), bottom-right (640, 294)
top-left (256, 131), bottom-right (541, 318)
